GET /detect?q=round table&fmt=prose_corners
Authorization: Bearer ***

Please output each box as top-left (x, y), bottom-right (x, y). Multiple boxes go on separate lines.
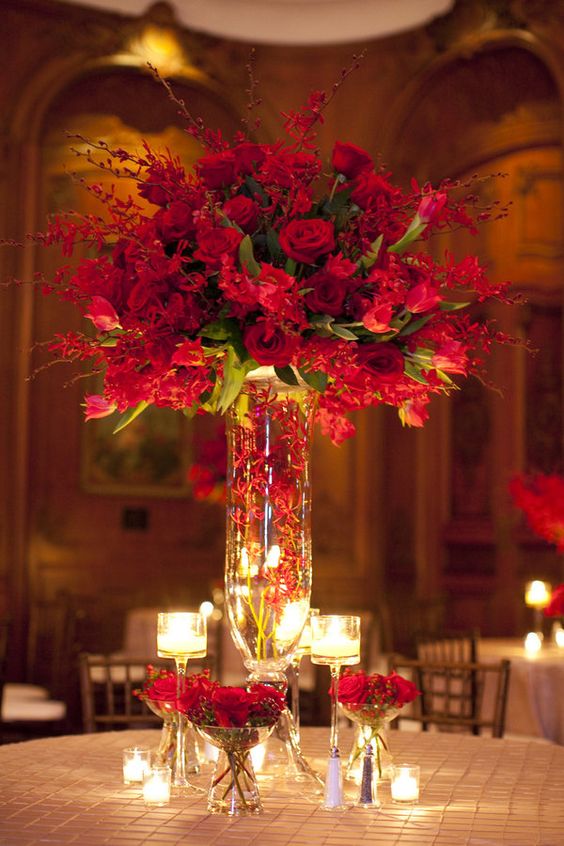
top-left (479, 638), bottom-right (564, 744)
top-left (0, 727), bottom-right (562, 845)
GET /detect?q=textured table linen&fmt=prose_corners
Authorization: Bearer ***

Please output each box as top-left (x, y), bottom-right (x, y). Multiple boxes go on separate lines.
top-left (479, 638), bottom-right (564, 744)
top-left (1, 728), bottom-right (563, 846)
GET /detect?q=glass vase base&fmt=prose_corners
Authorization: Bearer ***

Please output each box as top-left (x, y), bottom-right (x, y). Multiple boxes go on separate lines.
top-left (253, 708), bottom-right (323, 791)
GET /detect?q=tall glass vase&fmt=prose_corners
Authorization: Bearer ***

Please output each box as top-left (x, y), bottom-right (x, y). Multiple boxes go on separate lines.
top-left (224, 367), bottom-right (320, 785)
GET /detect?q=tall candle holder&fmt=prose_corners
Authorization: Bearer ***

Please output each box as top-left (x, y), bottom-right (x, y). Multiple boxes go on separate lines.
top-left (157, 611), bottom-right (206, 794)
top-left (288, 608), bottom-right (319, 744)
top-left (311, 614), bottom-right (360, 810)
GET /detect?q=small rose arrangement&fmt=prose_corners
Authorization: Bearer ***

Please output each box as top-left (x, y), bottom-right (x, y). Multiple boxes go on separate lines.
top-left (510, 473), bottom-right (564, 553)
top-left (134, 664), bottom-right (178, 717)
top-left (337, 667), bottom-right (419, 716)
top-left (23, 63), bottom-right (518, 445)
top-left (177, 672), bottom-right (286, 729)
top-left (337, 668), bottom-right (420, 777)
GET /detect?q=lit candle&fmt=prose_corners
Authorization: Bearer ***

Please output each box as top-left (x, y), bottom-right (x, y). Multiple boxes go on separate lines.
top-left (122, 747), bottom-right (151, 784)
top-left (311, 635), bottom-right (360, 662)
top-left (156, 612), bottom-right (207, 658)
top-left (555, 626), bottom-right (564, 648)
top-left (391, 765), bottom-right (420, 802)
top-left (275, 599), bottom-right (309, 645)
top-left (524, 631), bottom-right (542, 655)
top-left (143, 766), bottom-right (171, 806)
top-left (524, 580), bottom-right (551, 609)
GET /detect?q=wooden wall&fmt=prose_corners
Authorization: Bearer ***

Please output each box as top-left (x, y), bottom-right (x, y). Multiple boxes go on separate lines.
top-left (0, 0), bottom-right (563, 687)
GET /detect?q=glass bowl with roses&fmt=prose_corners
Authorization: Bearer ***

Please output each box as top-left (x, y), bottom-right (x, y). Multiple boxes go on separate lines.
top-left (337, 668), bottom-right (419, 782)
top-left (177, 673), bottom-right (286, 815)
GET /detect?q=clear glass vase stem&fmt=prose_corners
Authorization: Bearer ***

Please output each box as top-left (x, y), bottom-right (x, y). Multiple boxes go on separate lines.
top-left (174, 656), bottom-right (188, 788)
top-left (329, 663), bottom-right (341, 751)
top-left (289, 658), bottom-right (301, 743)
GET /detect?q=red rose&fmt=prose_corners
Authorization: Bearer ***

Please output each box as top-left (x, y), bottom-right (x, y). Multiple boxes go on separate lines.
top-left (387, 672), bottom-right (419, 706)
top-left (197, 151), bottom-right (236, 190)
top-left (545, 584), bottom-right (564, 617)
top-left (351, 173), bottom-right (399, 211)
top-left (337, 672), bottom-right (370, 704)
top-left (232, 143), bottom-right (266, 175)
top-left (357, 342), bottom-right (405, 384)
top-left (244, 322), bottom-right (298, 367)
top-left (138, 172), bottom-right (169, 207)
top-left (332, 142), bottom-right (373, 180)
top-left (279, 218), bottom-right (335, 265)
top-left (177, 674), bottom-right (216, 716)
top-left (211, 686), bottom-right (250, 727)
top-left (248, 683), bottom-right (286, 713)
top-left (148, 673), bottom-right (177, 702)
top-left (223, 195), bottom-right (260, 234)
top-left (157, 200), bottom-right (198, 242)
top-left (304, 270), bottom-right (346, 316)
top-left (194, 227), bottom-right (243, 269)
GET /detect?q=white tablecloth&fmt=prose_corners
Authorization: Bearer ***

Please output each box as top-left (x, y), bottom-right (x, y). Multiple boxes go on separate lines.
top-left (1, 727), bottom-right (563, 845)
top-left (479, 638), bottom-right (564, 744)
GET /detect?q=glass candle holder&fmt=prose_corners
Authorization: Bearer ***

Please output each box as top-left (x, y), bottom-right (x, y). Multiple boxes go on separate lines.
top-left (524, 631), bottom-right (543, 655)
top-left (288, 608), bottom-right (320, 743)
top-left (391, 764), bottom-right (420, 803)
top-left (143, 766), bottom-right (172, 807)
top-left (157, 611), bottom-right (207, 793)
top-left (122, 747), bottom-right (151, 784)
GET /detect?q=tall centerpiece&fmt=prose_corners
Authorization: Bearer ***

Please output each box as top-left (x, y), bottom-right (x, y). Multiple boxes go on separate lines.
top-left (21, 65), bottom-right (518, 781)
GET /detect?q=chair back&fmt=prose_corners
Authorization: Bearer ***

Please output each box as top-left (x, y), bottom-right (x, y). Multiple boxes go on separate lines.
top-left (388, 655), bottom-right (511, 738)
top-left (377, 595), bottom-right (446, 657)
top-left (79, 654), bottom-right (170, 733)
top-left (416, 629), bottom-right (480, 663)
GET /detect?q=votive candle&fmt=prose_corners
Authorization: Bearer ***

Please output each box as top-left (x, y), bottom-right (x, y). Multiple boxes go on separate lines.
top-left (391, 765), bottom-right (420, 802)
top-left (143, 766), bottom-right (171, 806)
top-left (157, 611), bottom-right (207, 658)
top-left (123, 747), bottom-right (151, 784)
top-left (524, 580), bottom-right (551, 609)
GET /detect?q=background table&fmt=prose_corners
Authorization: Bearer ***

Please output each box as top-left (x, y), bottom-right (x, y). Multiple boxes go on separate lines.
top-left (479, 638), bottom-right (564, 744)
top-left (1, 727), bottom-right (563, 845)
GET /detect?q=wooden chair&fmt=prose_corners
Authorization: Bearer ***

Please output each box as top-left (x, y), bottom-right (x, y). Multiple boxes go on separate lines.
top-left (388, 655), bottom-right (511, 738)
top-left (415, 629), bottom-right (480, 663)
top-left (79, 654), bottom-right (170, 732)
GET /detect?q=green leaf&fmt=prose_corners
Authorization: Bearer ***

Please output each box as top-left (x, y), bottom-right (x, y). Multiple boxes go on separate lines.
top-left (199, 319), bottom-right (231, 341)
top-left (112, 400), bottom-right (149, 434)
top-left (284, 258), bottom-right (297, 276)
top-left (99, 336), bottom-right (118, 347)
top-left (244, 175), bottom-right (268, 204)
top-left (266, 228), bottom-right (284, 263)
top-left (388, 220), bottom-right (427, 254)
top-left (404, 361), bottom-right (428, 385)
top-left (217, 346), bottom-right (245, 414)
top-left (439, 300), bottom-right (471, 311)
top-left (298, 367), bottom-right (328, 393)
top-left (274, 365), bottom-right (299, 386)
top-left (398, 314), bottom-right (433, 337)
top-left (434, 368), bottom-right (455, 386)
top-left (331, 323), bottom-right (358, 341)
top-left (360, 234), bottom-right (383, 269)
top-left (239, 234), bottom-right (261, 276)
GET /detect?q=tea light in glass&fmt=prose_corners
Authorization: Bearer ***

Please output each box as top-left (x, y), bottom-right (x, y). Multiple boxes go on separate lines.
top-left (391, 764), bottom-right (420, 803)
top-left (311, 614), bottom-right (360, 810)
top-left (123, 747), bottom-right (151, 784)
top-left (524, 631), bottom-right (542, 655)
top-left (143, 766), bottom-right (172, 806)
top-left (157, 611), bottom-right (207, 793)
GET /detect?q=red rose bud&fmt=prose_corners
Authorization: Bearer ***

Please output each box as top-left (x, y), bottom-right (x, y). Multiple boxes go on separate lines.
top-left (332, 141), bottom-right (373, 180)
top-left (417, 191), bottom-right (448, 224)
top-left (148, 674), bottom-right (177, 702)
top-left (357, 342), bottom-right (405, 384)
top-left (223, 195), bottom-right (260, 234)
top-left (337, 671), bottom-right (370, 704)
top-left (244, 322), bottom-right (298, 367)
top-left (387, 672), bottom-right (420, 706)
top-left (304, 270), bottom-right (346, 317)
top-left (279, 218), bottom-right (335, 264)
top-left (196, 151), bottom-right (236, 190)
top-left (211, 686), bottom-right (250, 727)
top-left (194, 227), bottom-right (243, 269)
top-left (232, 142), bottom-right (266, 175)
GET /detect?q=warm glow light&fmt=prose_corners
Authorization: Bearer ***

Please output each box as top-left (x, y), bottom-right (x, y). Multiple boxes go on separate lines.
top-left (275, 599), bottom-right (309, 645)
top-left (199, 601), bottom-right (214, 619)
top-left (128, 25), bottom-right (185, 75)
top-left (250, 742), bottom-right (266, 771)
top-left (524, 580), bottom-right (551, 609)
top-left (143, 767), bottom-right (171, 806)
top-left (311, 615), bottom-right (361, 665)
top-left (554, 624), bottom-right (564, 648)
top-left (391, 765), bottom-right (420, 802)
top-left (265, 544), bottom-right (281, 569)
top-left (524, 631), bottom-right (543, 655)
top-left (157, 612), bottom-right (207, 658)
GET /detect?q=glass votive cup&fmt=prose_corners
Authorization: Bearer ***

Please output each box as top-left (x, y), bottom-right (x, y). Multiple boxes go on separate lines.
top-left (122, 747), bottom-right (151, 784)
top-left (391, 764), bottom-right (420, 803)
top-left (143, 766), bottom-right (172, 807)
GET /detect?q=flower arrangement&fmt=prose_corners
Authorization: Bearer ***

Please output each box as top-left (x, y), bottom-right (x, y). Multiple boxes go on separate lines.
top-left (29, 65), bottom-right (516, 444)
top-left (177, 672), bottom-right (286, 728)
top-left (337, 668), bottom-right (419, 777)
top-left (135, 664), bottom-right (178, 717)
top-left (509, 473), bottom-right (564, 552)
